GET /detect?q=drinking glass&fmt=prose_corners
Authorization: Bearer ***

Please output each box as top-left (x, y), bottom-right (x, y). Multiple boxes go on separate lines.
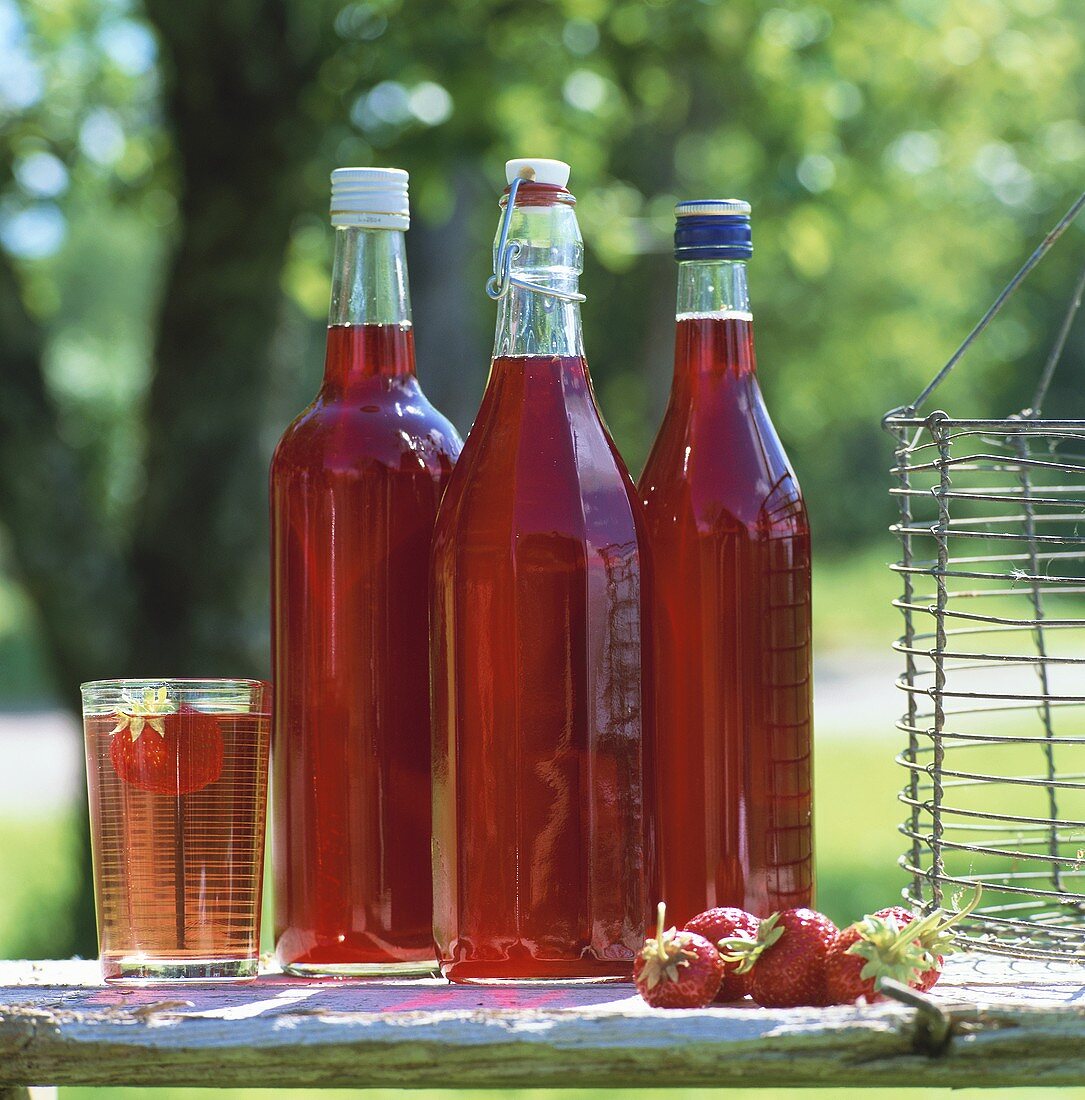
top-left (82, 678), bottom-right (271, 983)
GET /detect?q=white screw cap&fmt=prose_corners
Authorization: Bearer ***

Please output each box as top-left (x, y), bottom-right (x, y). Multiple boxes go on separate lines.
top-left (505, 158), bottom-right (571, 188)
top-left (330, 167), bottom-right (409, 230)
top-left (675, 199), bottom-right (752, 217)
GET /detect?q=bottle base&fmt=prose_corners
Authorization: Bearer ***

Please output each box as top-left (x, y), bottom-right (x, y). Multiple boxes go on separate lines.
top-left (444, 973), bottom-right (632, 986)
top-left (440, 960), bottom-right (633, 985)
top-left (102, 956), bottom-right (258, 984)
top-left (282, 959), bottom-right (439, 979)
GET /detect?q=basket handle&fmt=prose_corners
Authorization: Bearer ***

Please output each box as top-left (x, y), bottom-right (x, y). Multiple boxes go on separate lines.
top-left (907, 190), bottom-right (1085, 416)
top-left (1029, 260), bottom-right (1085, 416)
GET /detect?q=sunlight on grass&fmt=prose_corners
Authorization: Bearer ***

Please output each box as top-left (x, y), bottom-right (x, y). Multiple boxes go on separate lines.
top-left (812, 548), bottom-right (900, 650)
top-left (0, 813), bottom-right (77, 957)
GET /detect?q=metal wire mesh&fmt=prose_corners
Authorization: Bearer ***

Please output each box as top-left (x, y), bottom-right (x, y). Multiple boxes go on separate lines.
top-left (885, 192), bottom-right (1085, 960)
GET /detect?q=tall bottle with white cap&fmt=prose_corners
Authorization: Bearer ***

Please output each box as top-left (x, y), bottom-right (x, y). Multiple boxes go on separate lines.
top-left (271, 167), bottom-right (462, 974)
top-left (431, 159), bottom-right (653, 981)
top-left (639, 200), bottom-right (813, 925)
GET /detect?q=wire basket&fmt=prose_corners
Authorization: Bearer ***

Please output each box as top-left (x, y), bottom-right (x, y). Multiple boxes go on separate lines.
top-left (885, 192), bottom-right (1085, 960)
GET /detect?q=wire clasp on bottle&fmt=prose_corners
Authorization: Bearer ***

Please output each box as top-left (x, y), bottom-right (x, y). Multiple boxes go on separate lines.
top-left (485, 175), bottom-right (586, 304)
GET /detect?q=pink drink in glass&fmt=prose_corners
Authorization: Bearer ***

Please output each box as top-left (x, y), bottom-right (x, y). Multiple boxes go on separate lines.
top-left (83, 679), bottom-right (271, 982)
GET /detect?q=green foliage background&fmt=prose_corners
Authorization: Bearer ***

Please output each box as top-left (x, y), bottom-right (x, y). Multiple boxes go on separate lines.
top-left (2, 3), bottom-right (1083, 692)
top-left (1, 1), bottom-right (1084, 1094)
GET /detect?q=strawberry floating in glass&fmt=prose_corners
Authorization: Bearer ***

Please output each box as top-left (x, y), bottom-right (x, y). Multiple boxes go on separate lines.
top-left (82, 679), bottom-right (270, 983)
top-left (107, 688), bottom-right (225, 795)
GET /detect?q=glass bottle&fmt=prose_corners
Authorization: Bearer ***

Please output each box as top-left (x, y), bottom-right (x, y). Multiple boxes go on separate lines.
top-left (271, 168), bottom-right (462, 974)
top-left (431, 159), bottom-right (653, 982)
top-left (639, 200), bottom-right (813, 923)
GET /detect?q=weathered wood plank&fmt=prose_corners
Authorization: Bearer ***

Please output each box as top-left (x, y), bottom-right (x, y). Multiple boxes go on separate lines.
top-left (0, 954), bottom-right (1083, 1089)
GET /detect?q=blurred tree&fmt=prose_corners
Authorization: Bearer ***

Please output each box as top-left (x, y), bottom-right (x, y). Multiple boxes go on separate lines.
top-left (0, 0), bottom-right (1083, 955)
top-left (0, 0), bottom-right (345, 952)
top-left (129, 0), bottom-right (341, 673)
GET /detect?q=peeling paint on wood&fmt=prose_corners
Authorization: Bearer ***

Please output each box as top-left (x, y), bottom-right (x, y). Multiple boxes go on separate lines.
top-left (0, 954), bottom-right (1083, 1088)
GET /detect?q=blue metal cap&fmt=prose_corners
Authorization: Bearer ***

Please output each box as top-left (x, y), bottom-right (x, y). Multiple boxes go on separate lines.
top-left (674, 199), bottom-right (752, 261)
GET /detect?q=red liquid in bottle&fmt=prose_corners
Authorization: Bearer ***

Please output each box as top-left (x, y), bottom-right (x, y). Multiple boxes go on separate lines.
top-left (431, 353), bottom-right (652, 981)
top-left (272, 323), bottom-right (461, 971)
top-left (640, 315), bottom-right (813, 923)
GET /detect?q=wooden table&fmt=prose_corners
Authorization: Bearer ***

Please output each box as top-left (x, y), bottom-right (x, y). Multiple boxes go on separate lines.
top-left (0, 953), bottom-right (1083, 1090)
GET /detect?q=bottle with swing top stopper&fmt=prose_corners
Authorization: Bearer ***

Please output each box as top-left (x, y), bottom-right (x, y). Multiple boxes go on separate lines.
top-left (431, 159), bottom-right (654, 982)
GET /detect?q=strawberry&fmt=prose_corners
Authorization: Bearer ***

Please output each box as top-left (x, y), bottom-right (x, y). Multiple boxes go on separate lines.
top-left (873, 906), bottom-right (941, 992)
top-left (873, 904), bottom-right (915, 927)
top-left (825, 913), bottom-right (937, 1005)
top-left (634, 903), bottom-right (725, 1009)
top-left (873, 906), bottom-right (927, 964)
top-left (720, 908), bottom-right (838, 1008)
top-left (683, 906), bottom-right (759, 1002)
top-left (870, 889), bottom-right (981, 994)
top-left (109, 688), bottom-right (224, 796)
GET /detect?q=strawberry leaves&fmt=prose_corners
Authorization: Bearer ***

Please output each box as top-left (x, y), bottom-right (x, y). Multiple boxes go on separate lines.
top-left (634, 902), bottom-right (726, 1008)
top-left (109, 685), bottom-right (175, 741)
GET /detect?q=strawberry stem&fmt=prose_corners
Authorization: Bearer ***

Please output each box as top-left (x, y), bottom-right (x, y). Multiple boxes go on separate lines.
top-left (718, 912), bottom-right (778, 973)
top-left (901, 883), bottom-right (983, 948)
top-left (655, 902), bottom-right (669, 963)
top-left (947, 883), bottom-right (983, 925)
top-left (638, 902), bottom-right (698, 991)
top-left (847, 887), bottom-right (986, 995)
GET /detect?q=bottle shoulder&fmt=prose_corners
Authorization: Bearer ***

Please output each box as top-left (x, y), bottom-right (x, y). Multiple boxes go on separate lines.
top-left (640, 378), bottom-right (806, 535)
top-left (434, 394), bottom-right (643, 550)
top-left (272, 385), bottom-right (462, 477)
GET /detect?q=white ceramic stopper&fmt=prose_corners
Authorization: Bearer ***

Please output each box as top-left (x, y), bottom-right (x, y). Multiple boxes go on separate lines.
top-left (505, 158), bottom-right (571, 188)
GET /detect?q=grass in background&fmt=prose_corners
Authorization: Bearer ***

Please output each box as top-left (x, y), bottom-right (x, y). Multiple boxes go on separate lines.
top-left (812, 546), bottom-right (900, 651)
top-left (0, 815), bottom-right (78, 958)
top-left (0, 735), bottom-right (905, 957)
top-left (814, 731), bottom-right (903, 925)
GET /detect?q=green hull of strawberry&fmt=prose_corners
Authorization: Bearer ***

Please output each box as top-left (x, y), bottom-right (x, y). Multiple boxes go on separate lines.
top-left (825, 925), bottom-right (890, 1005)
top-left (873, 907), bottom-right (943, 993)
top-left (826, 910), bottom-right (942, 1005)
top-left (635, 905), bottom-right (726, 1009)
top-left (723, 908), bottom-right (838, 1009)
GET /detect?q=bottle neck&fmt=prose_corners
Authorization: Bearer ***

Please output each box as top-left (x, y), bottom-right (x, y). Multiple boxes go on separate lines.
top-left (329, 225), bottom-right (412, 327)
top-left (676, 259), bottom-right (751, 320)
top-left (673, 259), bottom-right (756, 380)
top-left (325, 226), bottom-right (414, 386)
top-left (493, 195), bottom-right (585, 359)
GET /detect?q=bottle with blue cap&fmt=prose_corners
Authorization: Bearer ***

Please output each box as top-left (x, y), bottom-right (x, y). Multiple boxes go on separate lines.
top-left (430, 158), bottom-right (653, 981)
top-left (271, 167), bottom-right (462, 976)
top-left (640, 199), bottom-right (814, 925)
